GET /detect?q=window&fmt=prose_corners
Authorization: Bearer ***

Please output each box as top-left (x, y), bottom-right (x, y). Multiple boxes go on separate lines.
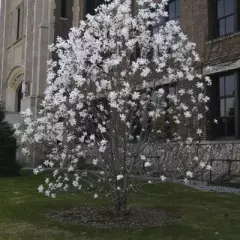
top-left (16, 2), bottom-right (23, 40)
top-left (16, 8), bottom-right (20, 39)
top-left (210, 0), bottom-right (240, 38)
top-left (85, 0), bottom-right (105, 17)
top-left (211, 71), bottom-right (240, 138)
top-left (217, 0), bottom-right (234, 36)
top-left (168, 0), bottom-right (180, 22)
top-left (61, 0), bottom-right (67, 18)
top-left (149, 5), bottom-right (166, 34)
top-left (131, 85), bottom-right (177, 141)
top-left (162, 85), bottom-right (178, 139)
top-left (83, 98), bottom-right (110, 141)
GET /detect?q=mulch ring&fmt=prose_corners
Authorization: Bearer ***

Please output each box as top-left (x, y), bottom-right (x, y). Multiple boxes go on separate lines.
top-left (46, 206), bottom-right (180, 229)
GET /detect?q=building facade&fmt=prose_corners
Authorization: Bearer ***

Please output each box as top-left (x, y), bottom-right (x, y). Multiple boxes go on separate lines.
top-left (0, 0), bottom-right (99, 165)
top-left (0, 0), bottom-right (240, 166)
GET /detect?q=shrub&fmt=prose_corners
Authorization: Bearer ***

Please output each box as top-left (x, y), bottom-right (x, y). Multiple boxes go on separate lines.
top-left (0, 103), bottom-right (20, 176)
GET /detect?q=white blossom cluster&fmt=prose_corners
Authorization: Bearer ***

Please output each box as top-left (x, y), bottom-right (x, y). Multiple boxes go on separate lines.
top-left (15, 0), bottom-right (211, 200)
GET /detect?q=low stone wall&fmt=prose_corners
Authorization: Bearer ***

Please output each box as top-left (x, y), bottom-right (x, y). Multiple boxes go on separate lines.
top-left (84, 141), bottom-right (240, 181)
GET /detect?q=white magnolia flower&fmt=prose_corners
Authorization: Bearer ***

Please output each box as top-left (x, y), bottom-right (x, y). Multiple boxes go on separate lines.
top-left (196, 82), bottom-right (204, 89)
top-left (196, 129), bottom-right (202, 135)
top-left (33, 168), bottom-right (39, 175)
top-left (144, 161), bottom-right (152, 167)
top-left (186, 137), bottom-right (193, 144)
top-left (149, 111), bottom-right (155, 117)
top-left (45, 190), bottom-right (50, 196)
top-left (49, 161), bottom-right (54, 168)
top-left (200, 162), bottom-right (206, 168)
top-left (193, 156), bottom-right (198, 161)
top-left (92, 159), bottom-right (98, 166)
top-left (206, 165), bottom-right (212, 170)
top-left (120, 114), bottom-right (126, 121)
top-left (157, 88), bottom-right (165, 96)
top-left (184, 111), bottom-right (192, 118)
top-left (178, 89), bottom-right (185, 96)
top-left (22, 148), bottom-right (30, 156)
top-left (68, 165), bottom-right (74, 172)
top-left (186, 171), bottom-right (193, 178)
top-left (175, 119), bottom-right (180, 124)
top-left (205, 76), bottom-right (212, 86)
top-left (72, 181), bottom-right (79, 187)
top-left (116, 174), bottom-right (124, 180)
top-left (160, 175), bottom-right (166, 182)
top-left (132, 92), bottom-right (140, 100)
top-left (141, 67), bottom-right (151, 77)
top-left (51, 193), bottom-right (56, 198)
top-left (90, 134), bottom-right (95, 141)
top-left (94, 193), bottom-right (98, 199)
top-left (197, 113), bottom-right (203, 120)
top-left (38, 185), bottom-right (44, 193)
top-left (183, 178), bottom-right (189, 184)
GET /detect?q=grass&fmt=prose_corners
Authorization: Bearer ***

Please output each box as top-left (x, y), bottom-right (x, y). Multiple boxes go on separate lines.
top-left (0, 171), bottom-right (240, 240)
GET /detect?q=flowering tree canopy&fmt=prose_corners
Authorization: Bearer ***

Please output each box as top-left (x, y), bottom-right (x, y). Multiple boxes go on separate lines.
top-left (15, 0), bottom-right (212, 215)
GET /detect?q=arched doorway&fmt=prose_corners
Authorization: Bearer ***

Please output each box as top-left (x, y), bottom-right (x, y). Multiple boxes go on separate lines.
top-left (16, 83), bottom-right (23, 112)
top-left (6, 67), bottom-right (24, 113)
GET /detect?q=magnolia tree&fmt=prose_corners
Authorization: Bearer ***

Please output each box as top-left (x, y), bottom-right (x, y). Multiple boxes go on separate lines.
top-left (15, 0), bottom-right (213, 216)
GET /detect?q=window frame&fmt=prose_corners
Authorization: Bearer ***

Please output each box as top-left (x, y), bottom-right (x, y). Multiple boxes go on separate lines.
top-left (60, 0), bottom-right (67, 19)
top-left (217, 0), bottom-right (235, 36)
top-left (210, 70), bottom-right (240, 139)
top-left (209, 0), bottom-right (240, 39)
top-left (16, 2), bottom-right (23, 41)
top-left (147, 84), bottom-right (178, 141)
top-left (167, 0), bottom-right (180, 22)
top-left (84, 0), bottom-right (105, 18)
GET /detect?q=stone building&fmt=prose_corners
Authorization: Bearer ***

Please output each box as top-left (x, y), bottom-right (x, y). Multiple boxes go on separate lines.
top-left (1, 0), bottom-right (240, 168)
top-left (0, 0), bottom-right (102, 165)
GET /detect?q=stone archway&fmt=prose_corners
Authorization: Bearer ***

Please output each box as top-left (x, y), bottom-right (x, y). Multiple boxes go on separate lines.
top-left (6, 67), bottom-right (24, 112)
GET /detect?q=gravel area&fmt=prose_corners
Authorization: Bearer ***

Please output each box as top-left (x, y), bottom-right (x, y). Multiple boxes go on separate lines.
top-left (172, 179), bottom-right (240, 195)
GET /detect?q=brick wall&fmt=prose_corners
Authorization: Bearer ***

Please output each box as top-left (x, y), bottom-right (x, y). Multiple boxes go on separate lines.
top-left (181, 0), bottom-right (240, 67)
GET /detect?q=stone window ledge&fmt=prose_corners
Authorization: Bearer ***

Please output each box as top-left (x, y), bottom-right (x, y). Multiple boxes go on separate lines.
top-left (7, 36), bottom-right (25, 50)
top-left (201, 139), bottom-right (240, 145)
top-left (206, 31), bottom-right (240, 45)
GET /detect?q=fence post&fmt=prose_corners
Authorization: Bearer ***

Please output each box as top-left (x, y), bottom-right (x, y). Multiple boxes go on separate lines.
top-left (209, 159), bottom-right (213, 182)
top-left (228, 159), bottom-right (231, 180)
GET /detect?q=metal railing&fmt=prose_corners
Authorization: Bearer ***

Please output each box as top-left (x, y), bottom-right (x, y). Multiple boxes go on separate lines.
top-left (209, 159), bottom-right (240, 183)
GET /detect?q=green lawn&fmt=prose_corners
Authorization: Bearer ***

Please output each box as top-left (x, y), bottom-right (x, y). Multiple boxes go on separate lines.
top-left (0, 171), bottom-right (240, 240)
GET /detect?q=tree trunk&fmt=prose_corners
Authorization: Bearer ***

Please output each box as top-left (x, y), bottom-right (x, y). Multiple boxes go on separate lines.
top-left (114, 194), bottom-right (127, 217)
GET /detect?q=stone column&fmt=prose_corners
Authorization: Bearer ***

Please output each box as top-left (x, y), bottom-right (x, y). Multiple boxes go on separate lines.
top-left (72, 0), bottom-right (81, 27)
top-left (21, 0), bottom-right (36, 114)
top-left (34, 0), bottom-right (51, 166)
top-left (0, 0), bottom-right (8, 103)
top-left (36, 0), bottom-right (50, 99)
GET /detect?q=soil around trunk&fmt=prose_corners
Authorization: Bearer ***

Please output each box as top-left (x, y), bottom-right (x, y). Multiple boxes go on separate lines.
top-left (46, 206), bottom-right (180, 229)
